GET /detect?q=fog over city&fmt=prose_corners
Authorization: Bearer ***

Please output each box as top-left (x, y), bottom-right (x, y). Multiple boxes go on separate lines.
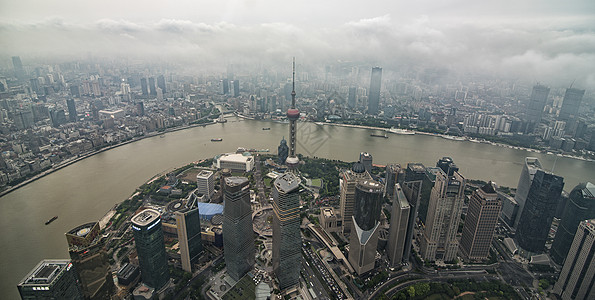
top-left (1, 0), bottom-right (594, 84)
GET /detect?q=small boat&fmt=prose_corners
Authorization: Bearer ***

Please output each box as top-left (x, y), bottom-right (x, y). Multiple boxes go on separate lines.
top-left (370, 134), bottom-right (388, 138)
top-left (262, 127), bottom-right (271, 130)
top-left (45, 216), bottom-right (58, 225)
top-left (211, 138), bottom-right (223, 142)
top-left (160, 134), bottom-right (165, 138)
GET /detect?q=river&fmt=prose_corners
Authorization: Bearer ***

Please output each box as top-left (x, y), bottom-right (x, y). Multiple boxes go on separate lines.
top-left (1, 117), bottom-right (593, 299)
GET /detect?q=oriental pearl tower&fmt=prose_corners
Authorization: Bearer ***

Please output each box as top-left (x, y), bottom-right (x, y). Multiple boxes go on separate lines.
top-left (285, 58), bottom-right (300, 171)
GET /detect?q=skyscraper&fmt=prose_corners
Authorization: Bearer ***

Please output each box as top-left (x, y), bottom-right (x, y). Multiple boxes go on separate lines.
top-left (66, 99), bottom-right (77, 122)
top-left (420, 168), bottom-right (465, 261)
top-left (272, 172), bottom-right (301, 290)
top-left (131, 209), bottom-right (169, 290)
top-left (339, 162), bottom-right (372, 234)
top-left (232, 80), bottom-right (240, 97)
top-left (559, 88), bottom-right (585, 121)
top-left (513, 157), bottom-right (543, 229)
top-left (459, 182), bottom-right (502, 261)
top-left (286, 59), bottom-right (300, 170)
top-left (277, 137), bottom-right (289, 165)
top-left (157, 75), bottom-right (166, 94)
top-left (385, 164), bottom-right (401, 200)
top-left (516, 170), bottom-right (564, 253)
top-left (551, 182), bottom-right (595, 265)
top-left (349, 180), bottom-right (384, 274)
top-left (12, 56), bottom-right (25, 79)
top-left (221, 79), bottom-right (229, 95)
top-left (65, 222), bottom-right (114, 299)
top-left (525, 84), bottom-right (550, 123)
top-left (553, 219), bottom-right (595, 300)
top-left (223, 177), bottom-right (254, 282)
top-left (175, 207), bottom-right (203, 273)
top-left (387, 183), bottom-right (411, 267)
top-left (148, 77), bottom-right (157, 96)
top-left (368, 67), bottom-right (382, 114)
top-left (18, 259), bottom-right (83, 300)
top-left (348, 86), bottom-right (356, 108)
top-left (197, 170), bottom-right (215, 200)
top-left (140, 78), bottom-right (148, 96)
top-left (359, 152), bottom-right (373, 174)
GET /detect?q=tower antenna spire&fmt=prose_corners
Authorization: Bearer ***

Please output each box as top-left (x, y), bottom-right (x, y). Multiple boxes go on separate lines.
top-left (291, 57), bottom-right (296, 109)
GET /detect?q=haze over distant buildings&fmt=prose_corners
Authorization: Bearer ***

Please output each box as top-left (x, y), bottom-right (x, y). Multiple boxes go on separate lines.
top-left (0, 0), bottom-right (594, 88)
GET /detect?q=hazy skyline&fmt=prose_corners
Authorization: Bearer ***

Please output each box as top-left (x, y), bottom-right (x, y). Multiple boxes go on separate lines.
top-left (1, 0), bottom-right (594, 88)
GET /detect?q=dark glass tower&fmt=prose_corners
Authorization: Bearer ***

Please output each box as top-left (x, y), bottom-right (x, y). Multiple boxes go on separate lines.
top-left (559, 88), bottom-right (585, 121)
top-left (148, 77), bottom-right (157, 96)
top-left (349, 180), bottom-right (383, 274)
top-left (132, 209), bottom-right (169, 290)
top-left (157, 75), bottom-right (166, 93)
top-left (368, 67), bottom-right (382, 114)
top-left (277, 137), bottom-right (289, 165)
top-left (223, 177), bottom-right (254, 282)
top-left (140, 78), bottom-right (148, 96)
top-left (18, 259), bottom-right (83, 299)
top-left (67, 99), bottom-right (77, 122)
top-left (175, 206), bottom-right (203, 272)
top-left (551, 182), bottom-right (595, 265)
top-left (514, 157), bottom-right (542, 229)
top-left (526, 84), bottom-right (550, 123)
top-left (348, 86), bottom-right (356, 108)
top-left (65, 222), bottom-right (114, 299)
top-left (272, 172), bottom-right (301, 290)
top-left (516, 170), bottom-right (564, 253)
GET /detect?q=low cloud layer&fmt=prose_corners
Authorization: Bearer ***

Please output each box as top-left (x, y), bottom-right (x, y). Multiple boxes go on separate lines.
top-left (1, 14), bottom-right (594, 88)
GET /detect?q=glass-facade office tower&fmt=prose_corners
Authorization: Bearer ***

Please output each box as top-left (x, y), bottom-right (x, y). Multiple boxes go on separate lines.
top-left (349, 180), bottom-right (383, 275)
top-left (157, 75), bottom-right (166, 93)
top-left (175, 207), bottom-right (203, 273)
top-left (551, 182), bottom-right (595, 265)
top-left (340, 162), bottom-right (372, 234)
top-left (148, 77), bottom-right (157, 96)
top-left (65, 222), bottom-right (114, 299)
top-left (132, 209), bottom-right (169, 290)
top-left (223, 177), bottom-right (254, 282)
top-left (559, 88), bottom-right (585, 121)
top-left (384, 164), bottom-right (401, 200)
top-left (140, 78), bottom-right (148, 96)
top-left (553, 219), bottom-right (595, 300)
top-left (359, 152), bottom-right (373, 174)
top-left (459, 182), bottom-right (502, 261)
top-left (420, 168), bottom-right (465, 261)
top-left (387, 183), bottom-right (411, 266)
top-left (526, 84), bottom-right (550, 123)
top-left (18, 259), bottom-right (83, 299)
top-left (277, 137), bottom-right (289, 165)
top-left (272, 172), bottom-right (301, 291)
top-left (66, 99), bottom-right (77, 122)
top-left (514, 157), bottom-right (542, 229)
top-left (368, 67), bottom-right (382, 114)
top-left (516, 170), bottom-right (564, 253)
top-left (348, 86), bottom-right (356, 108)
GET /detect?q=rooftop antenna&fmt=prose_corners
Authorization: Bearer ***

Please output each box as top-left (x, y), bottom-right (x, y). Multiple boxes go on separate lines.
top-left (291, 57), bottom-right (296, 109)
top-left (570, 79), bottom-right (575, 89)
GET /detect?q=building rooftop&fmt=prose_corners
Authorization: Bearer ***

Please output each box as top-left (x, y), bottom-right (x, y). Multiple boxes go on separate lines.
top-left (197, 170), bottom-right (213, 178)
top-left (225, 176), bottom-right (248, 187)
top-left (395, 184), bottom-right (410, 209)
top-left (131, 209), bottom-right (160, 227)
top-left (19, 259), bottom-right (71, 286)
top-left (274, 172), bottom-right (301, 193)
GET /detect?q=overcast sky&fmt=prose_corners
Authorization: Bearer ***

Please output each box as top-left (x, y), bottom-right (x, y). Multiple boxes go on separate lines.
top-left (1, 0), bottom-right (594, 87)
